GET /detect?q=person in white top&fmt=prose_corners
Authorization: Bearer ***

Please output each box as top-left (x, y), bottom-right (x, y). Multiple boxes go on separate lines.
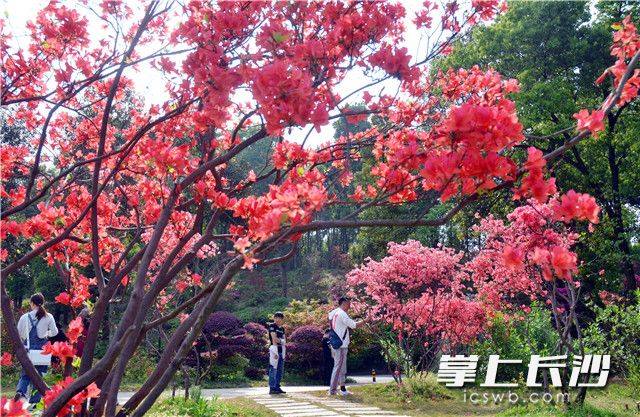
top-left (14, 293), bottom-right (58, 405)
top-left (328, 296), bottom-right (359, 395)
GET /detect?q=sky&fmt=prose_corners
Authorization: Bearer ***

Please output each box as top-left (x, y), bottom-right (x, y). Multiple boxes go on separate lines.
top-left (2, 0), bottom-right (438, 147)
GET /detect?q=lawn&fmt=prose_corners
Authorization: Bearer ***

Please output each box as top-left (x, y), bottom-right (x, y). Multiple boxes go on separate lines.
top-left (147, 396), bottom-right (278, 417)
top-left (313, 374), bottom-right (639, 417)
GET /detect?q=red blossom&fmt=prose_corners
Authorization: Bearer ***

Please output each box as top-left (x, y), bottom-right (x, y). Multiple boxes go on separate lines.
top-left (0, 3), bottom-right (637, 414)
top-left (596, 15), bottom-right (640, 106)
top-left (550, 189), bottom-right (600, 224)
top-left (502, 246), bottom-right (524, 270)
top-left (43, 378), bottom-right (100, 417)
top-left (66, 317), bottom-right (84, 344)
top-left (573, 109), bottom-right (605, 137)
top-left (348, 240), bottom-right (486, 348)
top-left (516, 147), bottom-right (557, 203)
top-left (1, 398), bottom-right (30, 417)
top-left (42, 341), bottom-right (75, 360)
top-left (0, 352), bottom-right (12, 367)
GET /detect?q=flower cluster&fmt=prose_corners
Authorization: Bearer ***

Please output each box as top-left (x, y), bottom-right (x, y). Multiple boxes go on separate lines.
top-left (348, 240), bottom-right (486, 348)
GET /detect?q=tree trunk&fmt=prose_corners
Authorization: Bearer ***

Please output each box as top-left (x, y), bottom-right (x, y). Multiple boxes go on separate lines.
top-left (280, 263), bottom-right (288, 298)
top-left (606, 139), bottom-right (637, 297)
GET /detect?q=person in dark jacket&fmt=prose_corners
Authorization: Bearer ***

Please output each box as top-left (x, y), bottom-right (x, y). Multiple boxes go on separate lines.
top-left (267, 312), bottom-right (286, 394)
top-left (322, 328), bottom-right (334, 386)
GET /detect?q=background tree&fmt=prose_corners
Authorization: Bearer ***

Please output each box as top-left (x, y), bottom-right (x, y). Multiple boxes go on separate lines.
top-left (440, 1), bottom-right (640, 297)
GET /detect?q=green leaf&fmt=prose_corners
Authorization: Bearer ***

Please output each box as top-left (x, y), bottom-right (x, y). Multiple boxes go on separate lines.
top-left (272, 32), bottom-right (288, 44)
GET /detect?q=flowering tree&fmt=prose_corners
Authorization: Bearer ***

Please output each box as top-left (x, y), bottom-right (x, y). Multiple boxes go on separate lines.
top-left (1, 1), bottom-right (639, 416)
top-left (347, 240), bottom-right (485, 376)
top-left (468, 198), bottom-right (599, 402)
top-left (349, 197), bottom-right (601, 398)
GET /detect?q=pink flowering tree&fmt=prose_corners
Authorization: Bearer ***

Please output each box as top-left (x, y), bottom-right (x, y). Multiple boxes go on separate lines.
top-left (0, 1), bottom-right (639, 416)
top-left (468, 197), bottom-right (599, 401)
top-left (347, 240), bottom-right (486, 378)
top-left (348, 196), bottom-right (600, 397)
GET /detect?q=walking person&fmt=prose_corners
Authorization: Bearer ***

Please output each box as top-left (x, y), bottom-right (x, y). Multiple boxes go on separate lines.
top-left (267, 312), bottom-right (286, 395)
top-left (328, 297), bottom-right (358, 396)
top-left (14, 293), bottom-right (59, 406)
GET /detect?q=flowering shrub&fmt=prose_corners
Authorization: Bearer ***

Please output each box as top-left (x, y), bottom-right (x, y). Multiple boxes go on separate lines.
top-left (187, 315), bottom-right (267, 381)
top-left (243, 322), bottom-right (267, 340)
top-left (349, 196), bottom-right (600, 375)
top-left (348, 240), bottom-right (486, 373)
top-left (286, 325), bottom-right (324, 377)
top-left (242, 322), bottom-right (269, 367)
top-left (468, 198), bottom-right (593, 308)
top-left (202, 311), bottom-right (242, 337)
top-left (282, 299), bottom-right (332, 329)
top-left (349, 240), bottom-right (486, 344)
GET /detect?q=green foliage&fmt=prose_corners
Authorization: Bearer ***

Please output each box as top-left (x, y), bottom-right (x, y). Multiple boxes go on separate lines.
top-left (402, 372), bottom-right (452, 401)
top-left (378, 331), bottom-right (414, 375)
top-left (628, 360), bottom-right (640, 396)
top-left (440, 1), bottom-right (605, 127)
top-left (498, 404), bottom-right (624, 417)
top-left (583, 291), bottom-right (640, 382)
top-left (32, 258), bottom-right (68, 318)
top-left (349, 202), bottom-right (448, 264)
top-left (354, 372), bottom-right (452, 406)
top-left (439, 0), bottom-right (640, 293)
top-left (473, 304), bottom-right (559, 384)
top-left (209, 354), bottom-right (250, 382)
top-left (149, 396), bottom-right (274, 417)
top-left (123, 352), bottom-right (157, 385)
top-left (233, 296), bottom-right (290, 324)
top-left (282, 299), bottom-right (331, 329)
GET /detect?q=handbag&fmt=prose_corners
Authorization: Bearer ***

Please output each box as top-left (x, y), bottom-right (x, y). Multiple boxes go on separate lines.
top-left (328, 318), bottom-right (348, 350)
top-left (26, 315), bottom-right (51, 366)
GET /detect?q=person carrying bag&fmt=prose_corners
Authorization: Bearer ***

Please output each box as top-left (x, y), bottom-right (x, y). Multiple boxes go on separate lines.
top-left (267, 312), bottom-right (287, 395)
top-left (14, 293), bottom-right (58, 406)
top-left (328, 321), bottom-right (349, 349)
top-left (327, 297), bottom-right (359, 396)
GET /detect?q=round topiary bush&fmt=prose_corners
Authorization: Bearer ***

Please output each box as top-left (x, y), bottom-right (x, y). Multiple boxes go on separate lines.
top-left (286, 325), bottom-right (324, 377)
top-left (289, 325), bottom-right (324, 344)
top-left (243, 322), bottom-right (267, 340)
top-left (203, 311), bottom-right (242, 336)
top-left (242, 323), bottom-right (268, 366)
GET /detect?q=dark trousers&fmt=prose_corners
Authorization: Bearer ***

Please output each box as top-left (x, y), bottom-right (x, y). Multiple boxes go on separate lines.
top-left (323, 347), bottom-right (334, 385)
top-left (268, 356), bottom-right (284, 390)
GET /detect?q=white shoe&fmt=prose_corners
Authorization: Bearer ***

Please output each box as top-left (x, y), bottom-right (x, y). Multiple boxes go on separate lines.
top-left (340, 389), bottom-right (351, 396)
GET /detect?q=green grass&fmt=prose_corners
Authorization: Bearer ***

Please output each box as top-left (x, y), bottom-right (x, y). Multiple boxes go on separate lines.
top-left (147, 396), bottom-right (277, 417)
top-left (175, 371), bottom-right (323, 389)
top-left (314, 373), bottom-right (639, 417)
top-left (497, 403), bottom-right (635, 417)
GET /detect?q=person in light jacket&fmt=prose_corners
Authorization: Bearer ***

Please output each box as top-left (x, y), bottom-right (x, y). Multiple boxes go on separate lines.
top-left (14, 293), bottom-right (58, 405)
top-left (328, 296), bottom-right (358, 395)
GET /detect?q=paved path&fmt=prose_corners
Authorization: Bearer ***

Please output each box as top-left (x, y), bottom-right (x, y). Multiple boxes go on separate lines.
top-left (253, 392), bottom-right (409, 417)
top-left (117, 375), bottom-right (394, 404)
